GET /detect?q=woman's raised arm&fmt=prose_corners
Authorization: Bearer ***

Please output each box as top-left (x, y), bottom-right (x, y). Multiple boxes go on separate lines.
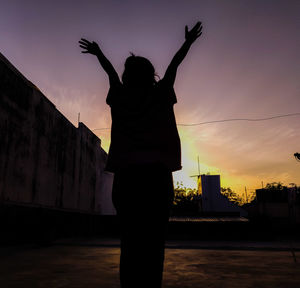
top-left (79, 38), bottom-right (120, 86)
top-left (163, 22), bottom-right (202, 86)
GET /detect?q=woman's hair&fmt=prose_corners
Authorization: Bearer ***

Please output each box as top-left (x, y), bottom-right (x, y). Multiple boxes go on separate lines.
top-left (122, 53), bottom-right (158, 87)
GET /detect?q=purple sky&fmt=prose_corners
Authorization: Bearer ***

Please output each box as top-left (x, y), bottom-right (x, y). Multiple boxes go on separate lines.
top-left (1, 0), bottom-right (300, 197)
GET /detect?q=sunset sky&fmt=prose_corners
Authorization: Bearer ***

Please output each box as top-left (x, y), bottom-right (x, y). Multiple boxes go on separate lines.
top-left (1, 0), bottom-right (299, 198)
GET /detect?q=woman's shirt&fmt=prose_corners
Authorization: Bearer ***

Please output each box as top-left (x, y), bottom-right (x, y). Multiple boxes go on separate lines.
top-left (105, 79), bottom-right (181, 172)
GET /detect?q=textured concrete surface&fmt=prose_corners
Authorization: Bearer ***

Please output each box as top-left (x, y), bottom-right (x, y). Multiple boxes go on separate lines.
top-left (1, 240), bottom-right (300, 288)
top-left (0, 52), bottom-right (114, 214)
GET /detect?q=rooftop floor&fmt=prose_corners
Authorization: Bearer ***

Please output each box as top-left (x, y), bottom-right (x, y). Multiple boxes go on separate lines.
top-left (1, 239), bottom-right (300, 288)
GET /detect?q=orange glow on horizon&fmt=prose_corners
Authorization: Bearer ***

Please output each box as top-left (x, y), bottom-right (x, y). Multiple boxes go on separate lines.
top-left (95, 122), bottom-right (299, 201)
top-left (96, 127), bottom-right (273, 198)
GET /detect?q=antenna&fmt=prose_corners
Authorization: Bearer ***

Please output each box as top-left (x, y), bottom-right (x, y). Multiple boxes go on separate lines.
top-left (190, 156), bottom-right (201, 179)
top-left (78, 112), bottom-right (80, 127)
top-left (190, 156), bottom-right (201, 195)
top-left (244, 186), bottom-right (248, 203)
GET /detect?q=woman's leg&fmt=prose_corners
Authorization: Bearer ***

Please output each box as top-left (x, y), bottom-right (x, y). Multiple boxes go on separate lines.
top-left (112, 164), bottom-right (174, 288)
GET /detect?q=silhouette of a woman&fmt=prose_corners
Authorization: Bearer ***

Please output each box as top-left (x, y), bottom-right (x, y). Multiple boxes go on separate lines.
top-left (79, 22), bottom-right (202, 288)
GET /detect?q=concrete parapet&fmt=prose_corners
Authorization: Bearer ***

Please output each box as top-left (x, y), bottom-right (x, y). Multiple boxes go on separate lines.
top-left (0, 52), bottom-right (114, 215)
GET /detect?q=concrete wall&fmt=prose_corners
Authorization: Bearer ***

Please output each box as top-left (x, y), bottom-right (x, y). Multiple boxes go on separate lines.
top-left (0, 52), bottom-right (115, 215)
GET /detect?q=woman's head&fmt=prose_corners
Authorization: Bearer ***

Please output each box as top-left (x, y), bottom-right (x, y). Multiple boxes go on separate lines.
top-left (122, 54), bottom-right (157, 88)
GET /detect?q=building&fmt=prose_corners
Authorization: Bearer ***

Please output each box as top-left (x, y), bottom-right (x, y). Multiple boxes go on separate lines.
top-left (255, 187), bottom-right (300, 222)
top-left (0, 52), bottom-right (115, 216)
top-left (200, 175), bottom-right (247, 217)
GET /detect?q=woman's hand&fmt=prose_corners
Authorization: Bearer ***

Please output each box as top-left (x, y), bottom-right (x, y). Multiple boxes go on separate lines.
top-left (185, 22), bottom-right (202, 44)
top-left (79, 38), bottom-right (101, 55)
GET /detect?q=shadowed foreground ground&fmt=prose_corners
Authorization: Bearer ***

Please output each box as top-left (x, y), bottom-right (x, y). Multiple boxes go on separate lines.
top-left (1, 240), bottom-right (300, 288)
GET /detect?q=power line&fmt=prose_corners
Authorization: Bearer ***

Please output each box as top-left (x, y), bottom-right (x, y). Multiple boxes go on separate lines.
top-left (92, 112), bottom-right (300, 131)
top-left (177, 112), bottom-right (300, 127)
top-left (92, 127), bottom-right (111, 131)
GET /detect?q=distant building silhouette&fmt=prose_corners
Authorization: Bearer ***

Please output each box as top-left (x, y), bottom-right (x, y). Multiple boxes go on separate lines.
top-left (255, 187), bottom-right (299, 222)
top-left (200, 175), bottom-right (248, 217)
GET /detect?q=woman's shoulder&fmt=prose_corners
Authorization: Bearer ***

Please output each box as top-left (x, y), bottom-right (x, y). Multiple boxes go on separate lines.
top-left (155, 78), bottom-right (175, 90)
top-left (154, 79), bottom-right (177, 104)
top-left (106, 82), bottom-right (124, 106)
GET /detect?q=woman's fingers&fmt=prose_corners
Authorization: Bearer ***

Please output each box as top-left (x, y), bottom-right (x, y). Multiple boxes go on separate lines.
top-left (79, 41), bottom-right (89, 47)
top-left (79, 43), bottom-right (88, 48)
top-left (186, 22), bottom-right (202, 36)
top-left (191, 27), bottom-right (202, 38)
top-left (79, 44), bottom-right (89, 50)
top-left (79, 39), bottom-right (99, 55)
top-left (80, 38), bottom-right (91, 44)
top-left (79, 39), bottom-right (93, 51)
top-left (185, 21), bottom-right (203, 43)
top-left (195, 21), bottom-right (201, 29)
top-left (192, 23), bottom-right (202, 34)
top-left (195, 32), bottom-right (202, 39)
top-left (190, 22), bottom-right (200, 34)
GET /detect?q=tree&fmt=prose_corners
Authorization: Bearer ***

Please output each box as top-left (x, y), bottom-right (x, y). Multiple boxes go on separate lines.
top-left (221, 187), bottom-right (244, 206)
top-left (265, 182), bottom-right (285, 191)
top-left (171, 182), bottom-right (200, 216)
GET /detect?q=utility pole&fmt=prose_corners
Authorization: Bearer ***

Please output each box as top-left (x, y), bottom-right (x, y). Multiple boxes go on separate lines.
top-left (78, 112), bottom-right (80, 127)
top-left (190, 156), bottom-right (202, 213)
top-left (290, 153), bottom-right (299, 263)
top-left (190, 156), bottom-right (201, 195)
